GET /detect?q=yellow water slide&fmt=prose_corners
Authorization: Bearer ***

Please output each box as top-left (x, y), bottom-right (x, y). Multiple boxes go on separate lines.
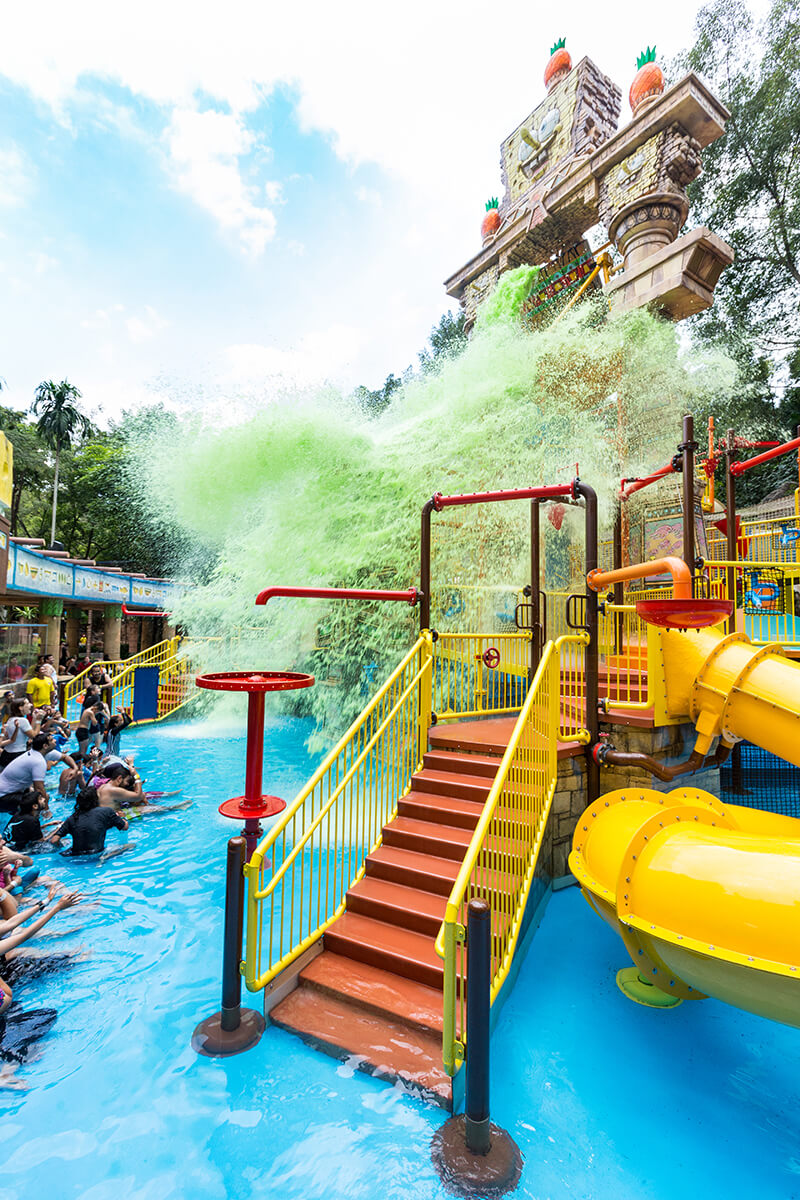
top-left (656, 624), bottom-right (800, 765)
top-left (569, 623), bottom-right (800, 1025)
top-left (569, 787), bottom-right (800, 1024)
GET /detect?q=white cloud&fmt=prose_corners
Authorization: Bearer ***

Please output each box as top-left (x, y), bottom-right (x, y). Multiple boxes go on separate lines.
top-left (0, 145), bottom-right (33, 208)
top-left (80, 303), bottom-right (167, 343)
top-left (165, 108), bottom-right (277, 255)
top-left (356, 186), bottom-right (382, 207)
top-left (0, 3), bottom-right (720, 211)
top-left (30, 251), bottom-right (58, 275)
top-left (225, 323), bottom-right (366, 388)
top-left (126, 305), bottom-right (169, 344)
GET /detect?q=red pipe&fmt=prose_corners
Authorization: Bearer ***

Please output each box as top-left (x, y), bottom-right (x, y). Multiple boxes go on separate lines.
top-left (122, 604), bottom-right (170, 617)
top-left (619, 462), bottom-right (675, 500)
top-left (255, 585), bottom-right (420, 606)
top-left (730, 435), bottom-right (800, 476)
top-left (432, 480), bottom-right (577, 511)
top-left (243, 693), bottom-right (265, 808)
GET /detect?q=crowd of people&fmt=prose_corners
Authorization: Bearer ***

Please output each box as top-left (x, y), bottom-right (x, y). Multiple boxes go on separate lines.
top-left (0, 655), bottom-right (187, 1089)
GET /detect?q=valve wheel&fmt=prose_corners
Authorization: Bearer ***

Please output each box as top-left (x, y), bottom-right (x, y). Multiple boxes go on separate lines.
top-left (482, 646), bottom-right (501, 669)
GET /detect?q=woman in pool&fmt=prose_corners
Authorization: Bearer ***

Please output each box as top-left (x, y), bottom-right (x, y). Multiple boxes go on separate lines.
top-left (49, 788), bottom-right (129, 855)
top-left (0, 699), bottom-right (39, 770)
top-left (104, 709), bottom-right (133, 756)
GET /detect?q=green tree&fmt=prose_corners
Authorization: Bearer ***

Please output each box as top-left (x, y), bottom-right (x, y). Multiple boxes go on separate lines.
top-left (0, 406), bottom-right (48, 534)
top-left (680, 0), bottom-right (799, 403)
top-left (31, 379), bottom-right (91, 546)
top-left (418, 309), bottom-right (467, 373)
top-left (353, 309), bottom-right (468, 417)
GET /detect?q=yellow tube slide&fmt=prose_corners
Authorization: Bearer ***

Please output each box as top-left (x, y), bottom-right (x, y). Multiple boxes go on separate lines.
top-left (657, 625), bottom-right (800, 762)
top-left (569, 787), bottom-right (800, 1027)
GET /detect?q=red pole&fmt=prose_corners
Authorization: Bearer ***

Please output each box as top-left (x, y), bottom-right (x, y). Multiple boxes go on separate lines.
top-left (256, 585), bottom-right (419, 606)
top-left (432, 481), bottom-right (576, 510)
top-left (730, 435), bottom-right (800, 476)
top-left (244, 692), bottom-right (265, 807)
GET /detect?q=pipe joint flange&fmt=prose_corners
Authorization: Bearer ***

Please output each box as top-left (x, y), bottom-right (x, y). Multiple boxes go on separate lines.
top-left (689, 630), bottom-right (752, 722)
top-left (616, 804), bottom-right (735, 925)
top-left (591, 740), bottom-right (613, 766)
top-left (616, 925), bottom-right (698, 1002)
top-left (720, 640), bottom-right (786, 740)
top-left (571, 785), bottom-right (654, 855)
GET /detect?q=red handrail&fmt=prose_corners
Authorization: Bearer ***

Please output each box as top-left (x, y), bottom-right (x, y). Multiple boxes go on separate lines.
top-left (121, 604), bottom-right (170, 617)
top-left (432, 480), bottom-right (577, 510)
top-left (620, 462), bottom-right (676, 500)
top-left (255, 585), bottom-right (420, 606)
top-left (730, 435), bottom-right (800, 477)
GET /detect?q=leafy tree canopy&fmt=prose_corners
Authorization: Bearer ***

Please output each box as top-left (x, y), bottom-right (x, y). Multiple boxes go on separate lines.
top-left (677, 0), bottom-right (800, 503)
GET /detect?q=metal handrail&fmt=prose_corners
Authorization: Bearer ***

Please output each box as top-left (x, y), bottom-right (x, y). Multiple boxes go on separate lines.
top-left (61, 636), bottom-right (182, 716)
top-left (108, 645), bottom-right (195, 722)
top-left (436, 634), bottom-right (589, 1075)
top-left (243, 635), bottom-right (433, 992)
top-left (432, 632), bottom-right (531, 720)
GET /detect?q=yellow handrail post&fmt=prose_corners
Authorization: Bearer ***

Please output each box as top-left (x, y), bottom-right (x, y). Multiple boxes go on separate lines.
top-left (417, 631), bottom-right (434, 768)
top-left (441, 915), bottom-right (464, 1075)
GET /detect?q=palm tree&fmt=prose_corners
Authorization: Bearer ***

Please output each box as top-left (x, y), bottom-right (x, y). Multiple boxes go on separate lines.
top-left (32, 379), bottom-right (91, 546)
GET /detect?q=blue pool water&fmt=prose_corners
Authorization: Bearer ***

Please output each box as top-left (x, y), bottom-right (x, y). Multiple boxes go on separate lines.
top-left (2, 717), bottom-right (799, 1199)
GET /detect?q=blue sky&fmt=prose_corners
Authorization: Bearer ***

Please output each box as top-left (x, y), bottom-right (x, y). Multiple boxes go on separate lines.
top-left (0, 0), bottom-right (752, 424)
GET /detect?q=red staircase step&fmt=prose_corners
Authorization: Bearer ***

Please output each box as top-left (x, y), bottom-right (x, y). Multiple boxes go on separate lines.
top-left (382, 816), bottom-right (473, 861)
top-left (346, 876), bottom-right (447, 937)
top-left (429, 717), bottom-right (517, 756)
top-left (422, 749), bottom-right (502, 778)
top-left (410, 768), bottom-right (493, 803)
top-left (301, 951), bottom-right (444, 1035)
top-left (399, 789), bottom-right (484, 830)
top-left (365, 844), bottom-right (461, 895)
top-left (269, 983), bottom-right (451, 1107)
top-left (324, 911), bottom-right (445, 989)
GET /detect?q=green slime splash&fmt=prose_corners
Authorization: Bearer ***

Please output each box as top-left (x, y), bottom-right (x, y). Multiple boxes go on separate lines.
top-left (132, 272), bottom-right (737, 743)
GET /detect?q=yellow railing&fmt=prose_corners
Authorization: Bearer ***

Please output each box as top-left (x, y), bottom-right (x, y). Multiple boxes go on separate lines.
top-left (431, 632), bottom-right (531, 720)
top-left (597, 602), bottom-right (651, 711)
top-left (243, 634), bottom-right (433, 992)
top-left (558, 631), bottom-right (590, 741)
top-left (109, 644), bottom-right (196, 722)
top-left (436, 634), bottom-right (588, 1075)
top-left (61, 636), bottom-right (181, 715)
top-left (702, 559), bottom-right (800, 647)
top-left (706, 512), bottom-right (800, 565)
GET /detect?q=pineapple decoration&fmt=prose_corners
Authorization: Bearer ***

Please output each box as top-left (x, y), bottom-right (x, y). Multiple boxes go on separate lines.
top-left (481, 197), bottom-right (501, 242)
top-left (544, 38), bottom-right (572, 91)
top-left (629, 47), bottom-right (665, 116)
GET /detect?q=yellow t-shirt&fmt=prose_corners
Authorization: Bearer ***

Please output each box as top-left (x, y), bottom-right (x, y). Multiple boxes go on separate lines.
top-left (27, 676), bottom-right (54, 707)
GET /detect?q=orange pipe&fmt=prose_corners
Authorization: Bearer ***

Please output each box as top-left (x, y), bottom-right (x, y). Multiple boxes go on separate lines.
top-left (587, 556), bottom-right (692, 599)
